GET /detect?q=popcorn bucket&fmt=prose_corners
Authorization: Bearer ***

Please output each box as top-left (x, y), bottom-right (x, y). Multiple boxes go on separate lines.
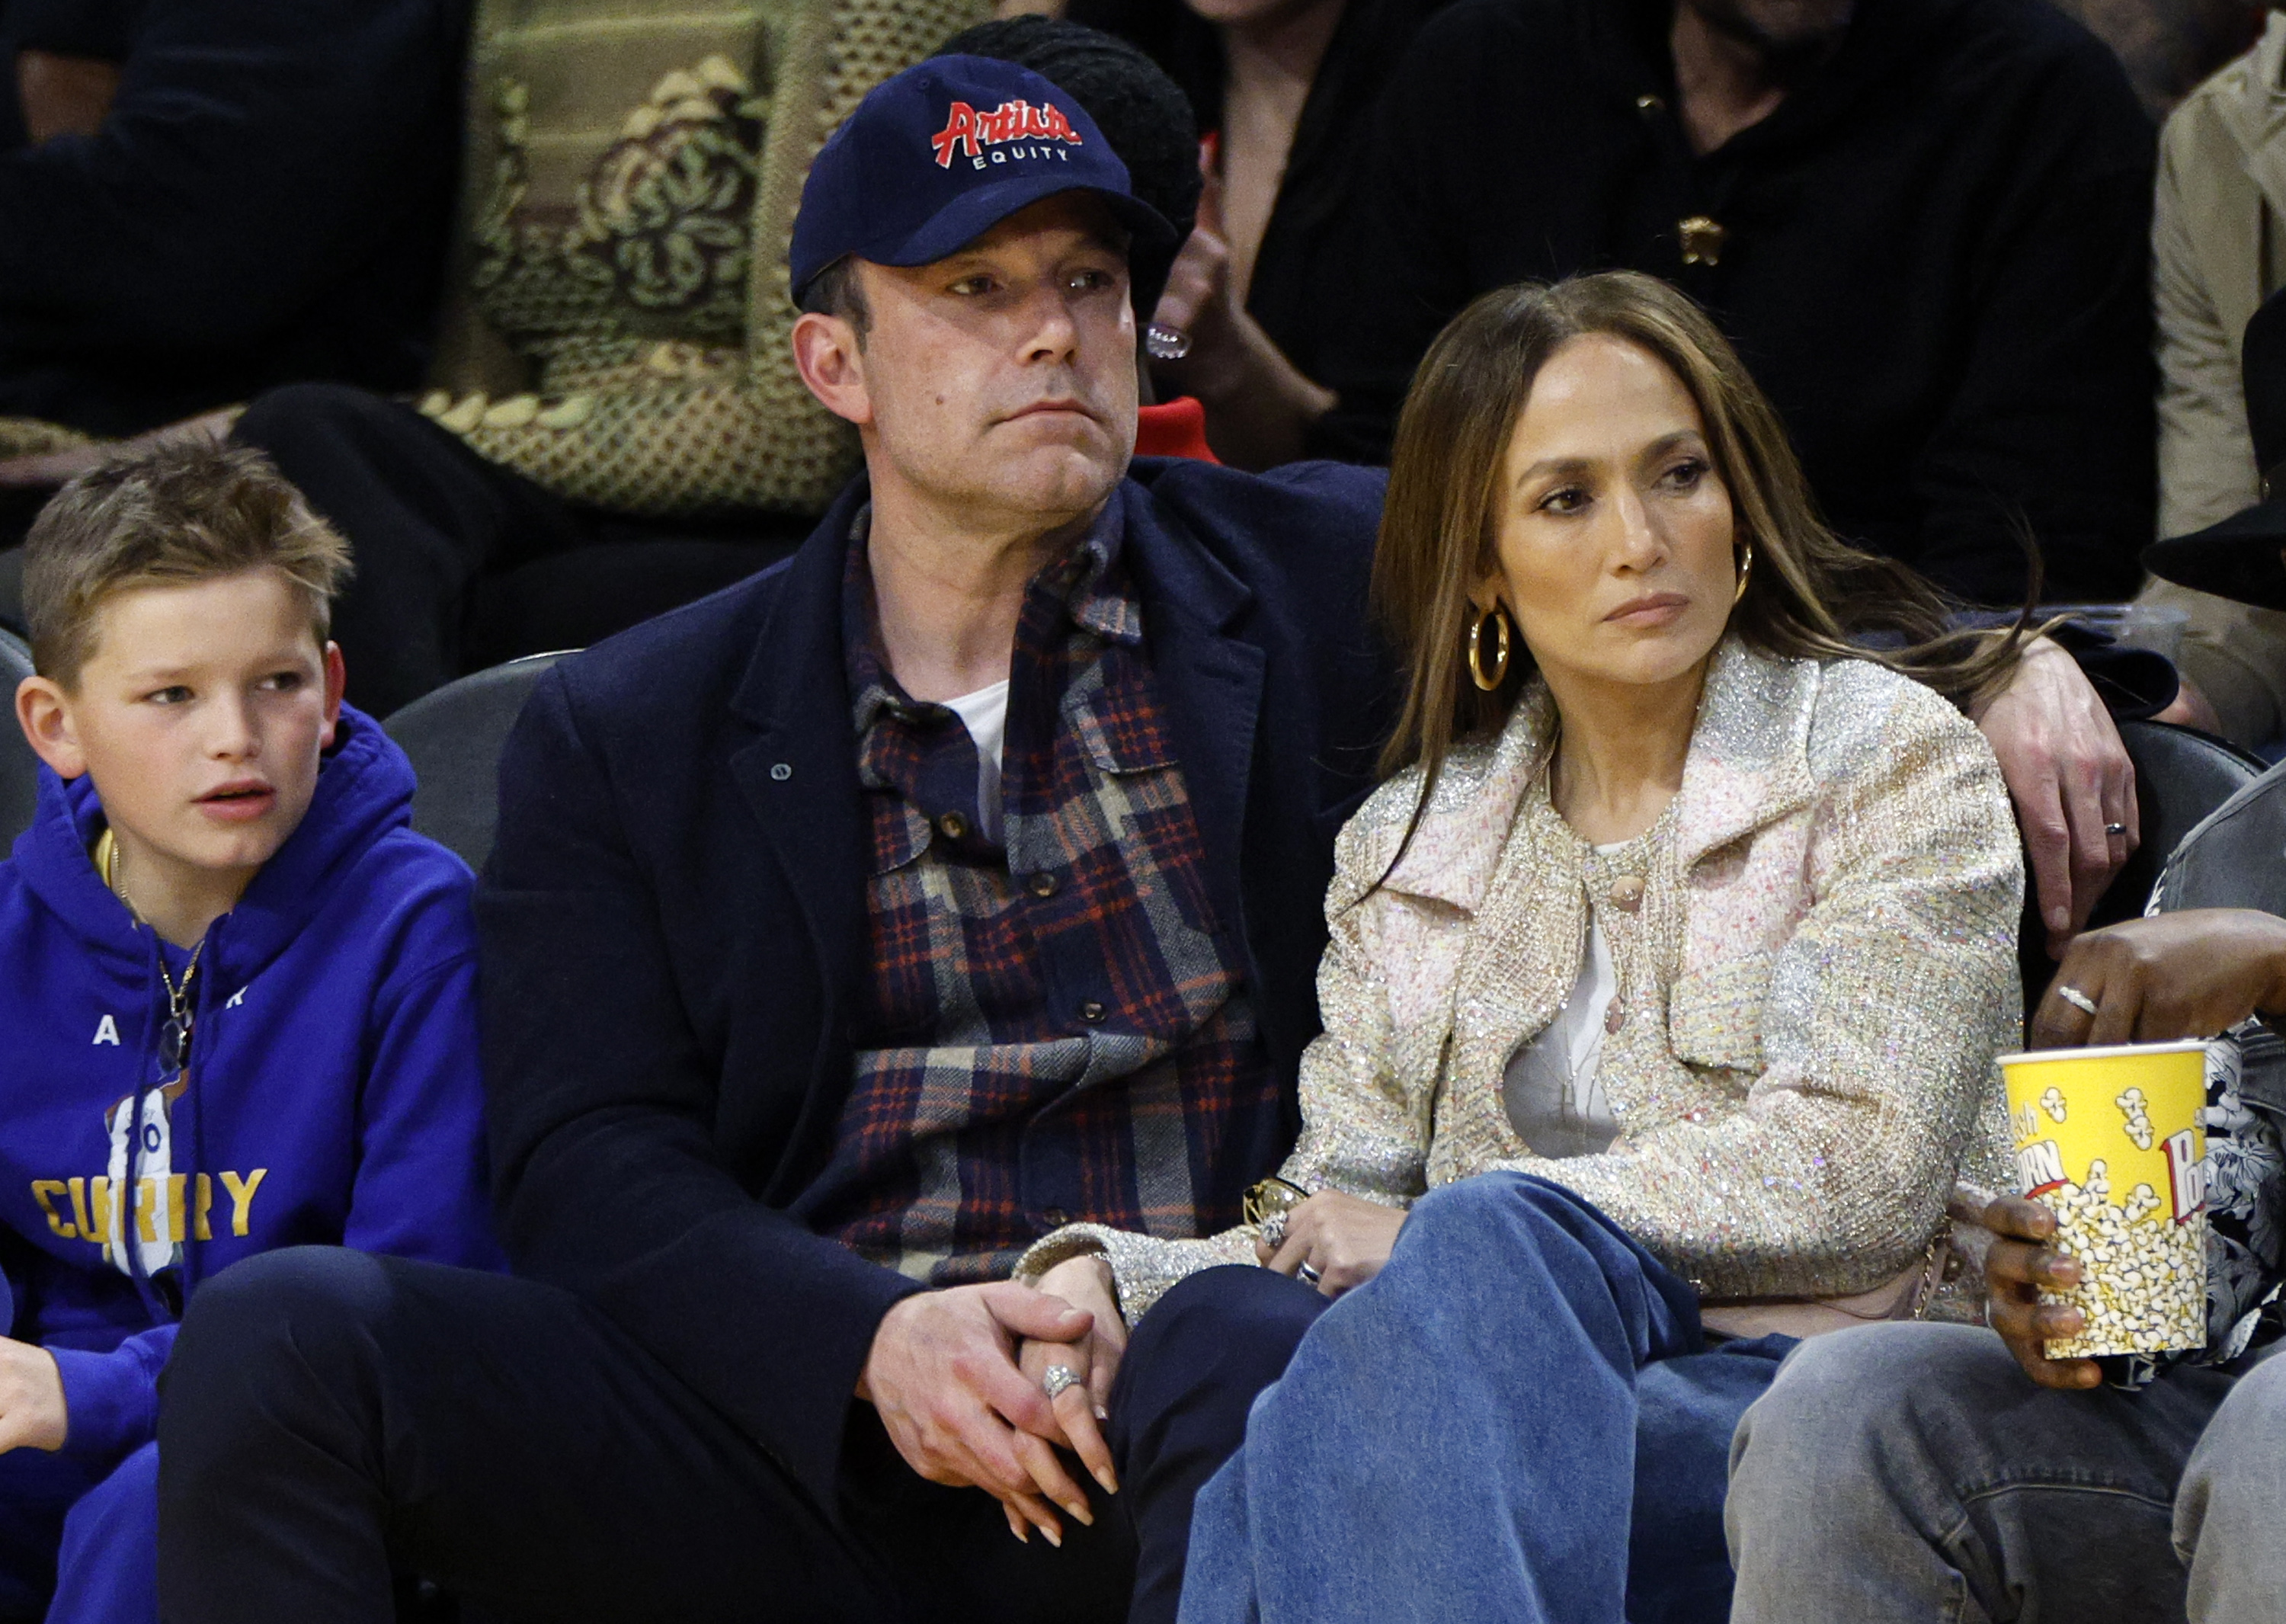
top-left (1997, 1040), bottom-right (2209, 1359)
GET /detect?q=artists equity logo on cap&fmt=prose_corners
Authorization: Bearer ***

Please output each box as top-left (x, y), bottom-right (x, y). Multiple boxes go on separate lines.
top-left (930, 98), bottom-right (1085, 170)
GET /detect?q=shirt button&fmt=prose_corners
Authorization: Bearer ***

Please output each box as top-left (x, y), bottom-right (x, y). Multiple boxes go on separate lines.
top-left (1027, 872), bottom-right (1058, 898)
top-left (1078, 999), bottom-right (1106, 1023)
top-left (1604, 1004), bottom-right (1627, 1036)
top-left (1609, 875), bottom-right (1645, 911)
top-left (937, 811), bottom-right (969, 840)
top-left (1043, 1207), bottom-right (1071, 1227)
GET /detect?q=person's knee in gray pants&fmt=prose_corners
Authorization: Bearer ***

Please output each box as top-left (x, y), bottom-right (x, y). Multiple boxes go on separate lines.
top-left (1727, 1321), bottom-right (2231, 1624)
top-left (2179, 1349), bottom-right (2286, 1621)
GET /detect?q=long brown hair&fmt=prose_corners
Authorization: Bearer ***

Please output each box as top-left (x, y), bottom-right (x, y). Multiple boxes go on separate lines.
top-left (1373, 271), bottom-right (2035, 805)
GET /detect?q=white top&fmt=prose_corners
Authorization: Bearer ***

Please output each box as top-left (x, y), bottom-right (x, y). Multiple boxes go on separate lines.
top-left (1500, 856), bottom-right (1623, 1159)
top-left (943, 678), bottom-right (1011, 843)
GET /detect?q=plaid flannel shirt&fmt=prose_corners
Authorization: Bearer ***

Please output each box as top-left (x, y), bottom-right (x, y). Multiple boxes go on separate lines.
top-left (808, 502), bottom-right (1276, 1285)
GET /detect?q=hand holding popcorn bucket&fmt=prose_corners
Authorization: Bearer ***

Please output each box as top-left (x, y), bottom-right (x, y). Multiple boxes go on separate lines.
top-left (1998, 1040), bottom-right (2209, 1359)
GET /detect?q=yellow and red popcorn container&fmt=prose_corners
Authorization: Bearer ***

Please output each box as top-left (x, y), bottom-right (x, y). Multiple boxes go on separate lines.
top-left (1997, 1039), bottom-right (2208, 1359)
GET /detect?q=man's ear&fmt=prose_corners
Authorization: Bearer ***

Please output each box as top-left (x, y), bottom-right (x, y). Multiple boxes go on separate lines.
top-left (319, 642), bottom-right (346, 749)
top-left (791, 309), bottom-right (875, 428)
top-left (16, 675), bottom-right (87, 780)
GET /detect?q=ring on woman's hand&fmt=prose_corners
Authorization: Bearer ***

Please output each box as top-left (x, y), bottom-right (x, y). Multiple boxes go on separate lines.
top-left (2056, 985), bottom-right (2100, 1017)
top-left (1042, 1364), bottom-right (1083, 1399)
top-left (2103, 822), bottom-right (2129, 838)
top-left (1296, 1261), bottom-right (1323, 1286)
top-left (1259, 1213), bottom-right (1288, 1253)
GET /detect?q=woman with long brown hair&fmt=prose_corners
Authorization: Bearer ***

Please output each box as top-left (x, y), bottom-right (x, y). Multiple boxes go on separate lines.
top-left (1019, 270), bottom-right (2029, 1621)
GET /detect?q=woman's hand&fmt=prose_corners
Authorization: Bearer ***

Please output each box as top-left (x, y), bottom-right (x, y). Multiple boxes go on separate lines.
top-left (1257, 1192), bottom-right (1406, 1297)
top-left (1008, 1254), bottom-right (1125, 1544)
top-left (2030, 909), bottom-right (2286, 1049)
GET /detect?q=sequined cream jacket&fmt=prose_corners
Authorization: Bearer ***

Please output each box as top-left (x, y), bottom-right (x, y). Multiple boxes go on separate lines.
top-left (1020, 641), bottom-right (2025, 1336)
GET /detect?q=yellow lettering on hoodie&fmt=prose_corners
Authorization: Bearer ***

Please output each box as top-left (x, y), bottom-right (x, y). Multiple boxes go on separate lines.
top-left (219, 1169), bottom-right (267, 1238)
top-left (88, 1177), bottom-right (112, 1260)
top-left (30, 1181), bottom-right (73, 1239)
top-left (193, 1173), bottom-right (213, 1242)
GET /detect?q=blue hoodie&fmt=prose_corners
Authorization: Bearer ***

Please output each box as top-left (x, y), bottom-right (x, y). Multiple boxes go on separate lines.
top-left (0, 706), bottom-right (501, 1470)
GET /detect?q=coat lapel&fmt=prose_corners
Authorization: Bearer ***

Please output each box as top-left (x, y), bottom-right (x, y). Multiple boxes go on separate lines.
top-left (1125, 483), bottom-right (1267, 950)
top-left (728, 483), bottom-right (870, 1015)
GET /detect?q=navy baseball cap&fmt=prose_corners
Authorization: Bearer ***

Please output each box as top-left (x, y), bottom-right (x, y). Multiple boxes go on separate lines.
top-left (789, 55), bottom-right (1177, 304)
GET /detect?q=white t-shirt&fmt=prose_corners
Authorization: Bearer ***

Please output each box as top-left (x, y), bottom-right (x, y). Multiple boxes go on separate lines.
top-left (943, 678), bottom-right (1011, 843)
top-left (1501, 858), bottom-right (1623, 1159)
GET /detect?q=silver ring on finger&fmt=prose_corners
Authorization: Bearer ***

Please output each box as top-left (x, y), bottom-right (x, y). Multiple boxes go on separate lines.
top-left (2056, 984), bottom-right (2100, 1017)
top-left (1296, 1261), bottom-right (1323, 1286)
top-left (2103, 822), bottom-right (2128, 838)
top-left (1042, 1364), bottom-right (1083, 1399)
top-left (1259, 1213), bottom-right (1288, 1253)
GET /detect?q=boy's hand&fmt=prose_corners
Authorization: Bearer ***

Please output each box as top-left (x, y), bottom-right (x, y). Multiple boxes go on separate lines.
top-left (0, 1341), bottom-right (66, 1452)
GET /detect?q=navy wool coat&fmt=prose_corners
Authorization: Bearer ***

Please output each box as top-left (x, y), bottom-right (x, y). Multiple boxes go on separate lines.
top-left (476, 456), bottom-right (1397, 1504)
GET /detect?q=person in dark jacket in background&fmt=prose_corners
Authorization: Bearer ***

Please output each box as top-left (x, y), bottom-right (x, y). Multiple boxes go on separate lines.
top-left (0, 0), bottom-right (466, 447)
top-left (1308, 0), bottom-right (2159, 610)
top-left (0, 444), bottom-right (499, 1624)
top-left (1071, 0), bottom-right (1448, 469)
top-left (151, 58), bottom-right (1394, 1624)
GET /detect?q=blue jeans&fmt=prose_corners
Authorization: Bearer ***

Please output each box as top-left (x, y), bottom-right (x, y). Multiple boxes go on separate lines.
top-left (1726, 1321), bottom-right (2262, 1623)
top-left (1177, 1174), bottom-right (1790, 1624)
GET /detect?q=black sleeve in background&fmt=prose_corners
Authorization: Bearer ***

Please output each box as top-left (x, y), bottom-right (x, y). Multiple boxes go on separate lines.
top-left (1304, 4), bottom-right (1497, 463)
top-left (1898, 43), bottom-right (2157, 608)
top-left (7, 0), bottom-right (146, 59)
top-left (0, 0), bottom-right (462, 366)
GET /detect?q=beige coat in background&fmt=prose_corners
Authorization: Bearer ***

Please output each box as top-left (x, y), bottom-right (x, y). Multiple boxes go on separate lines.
top-left (2150, 12), bottom-right (2286, 746)
top-left (1023, 643), bottom-right (2025, 1342)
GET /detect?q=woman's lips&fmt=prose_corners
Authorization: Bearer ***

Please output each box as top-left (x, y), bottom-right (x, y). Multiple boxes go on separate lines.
top-left (195, 783), bottom-right (277, 823)
top-left (1605, 593), bottom-right (1692, 627)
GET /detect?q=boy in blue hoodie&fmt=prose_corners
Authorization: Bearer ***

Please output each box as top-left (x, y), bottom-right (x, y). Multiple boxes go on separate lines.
top-left (0, 442), bottom-right (500, 1622)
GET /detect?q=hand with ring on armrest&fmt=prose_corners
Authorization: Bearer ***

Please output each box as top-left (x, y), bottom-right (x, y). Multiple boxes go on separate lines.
top-left (1973, 637), bottom-right (2137, 959)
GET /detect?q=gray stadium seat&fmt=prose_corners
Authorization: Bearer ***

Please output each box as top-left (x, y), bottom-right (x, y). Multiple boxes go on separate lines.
top-left (0, 629), bottom-right (35, 849)
top-left (382, 652), bottom-right (572, 873)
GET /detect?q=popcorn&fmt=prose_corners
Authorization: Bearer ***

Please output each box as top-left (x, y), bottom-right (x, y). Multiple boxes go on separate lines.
top-left (2117, 1087), bottom-right (2155, 1152)
top-left (2038, 1177), bottom-right (2205, 1357)
top-left (2041, 1087), bottom-right (2068, 1123)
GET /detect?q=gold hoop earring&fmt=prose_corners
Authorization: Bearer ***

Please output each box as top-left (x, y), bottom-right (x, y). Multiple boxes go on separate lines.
top-left (1468, 606), bottom-right (1511, 692)
top-left (1733, 543), bottom-right (1754, 605)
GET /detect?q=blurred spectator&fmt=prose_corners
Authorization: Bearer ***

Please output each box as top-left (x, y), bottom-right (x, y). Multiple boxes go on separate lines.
top-left (2048, 0), bottom-right (2255, 117)
top-left (227, 0), bottom-right (991, 717)
top-left (0, 0), bottom-right (466, 448)
top-left (2144, 21), bottom-right (2286, 747)
top-left (1070, 0), bottom-right (1448, 467)
top-left (1311, 0), bottom-right (2158, 609)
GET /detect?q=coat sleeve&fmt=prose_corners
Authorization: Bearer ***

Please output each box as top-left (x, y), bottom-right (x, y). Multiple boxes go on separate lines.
top-left (2153, 102), bottom-right (2259, 540)
top-left (341, 879), bottom-right (504, 1271)
top-left (1516, 678), bottom-right (2025, 1300)
top-left (478, 669), bottom-right (922, 1504)
top-left (1016, 800), bottom-right (1436, 1324)
top-left (0, 0), bottom-right (457, 356)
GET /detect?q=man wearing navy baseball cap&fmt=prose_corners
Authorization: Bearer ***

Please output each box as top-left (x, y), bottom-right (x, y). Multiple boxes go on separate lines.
top-left (152, 53), bottom-right (1394, 1624)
